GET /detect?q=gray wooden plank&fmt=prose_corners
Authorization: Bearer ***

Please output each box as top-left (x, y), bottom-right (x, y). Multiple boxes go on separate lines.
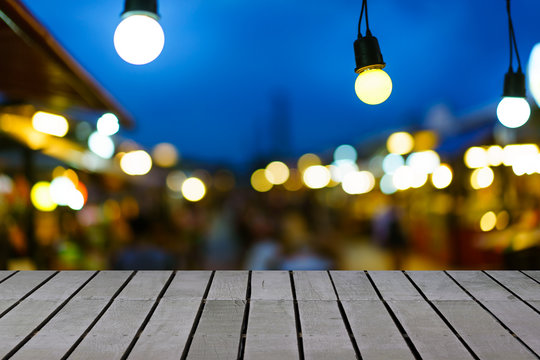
top-left (486, 271), bottom-right (540, 306)
top-left (368, 271), bottom-right (422, 300)
top-left (0, 271), bottom-right (95, 358)
top-left (297, 300), bottom-right (356, 359)
top-left (244, 300), bottom-right (299, 360)
top-left (0, 271), bottom-right (55, 314)
top-left (406, 271), bottom-right (471, 301)
top-left (445, 271), bottom-right (540, 355)
top-left (251, 271), bottom-right (292, 300)
top-left (127, 271), bottom-right (212, 360)
top-left (524, 271), bottom-right (540, 283)
top-left (0, 271), bottom-right (14, 283)
top-left (342, 301), bottom-right (414, 360)
top-left (11, 271), bottom-right (131, 360)
top-left (187, 300), bottom-right (245, 360)
top-left (207, 271), bottom-right (248, 300)
top-left (387, 300), bottom-right (475, 360)
top-left (67, 271), bottom-right (172, 360)
top-left (162, 271), bottom-right (212, 300)
top-left (330, 271), bottom-right (379, 300)
top-left (433, 300), bottom-right (536, 360)
top-left (293, 271), bottom-right (336, 300)
top-left (369, 271), bottom-right (474, 359)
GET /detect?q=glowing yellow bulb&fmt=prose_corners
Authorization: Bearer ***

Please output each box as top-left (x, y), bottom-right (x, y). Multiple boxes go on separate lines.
top-left (355, 68), bottom-right (392, 105)
top-left (30, 182), bottom-right (57, 212)
top-left (181, 177), bottom-right (206, 202)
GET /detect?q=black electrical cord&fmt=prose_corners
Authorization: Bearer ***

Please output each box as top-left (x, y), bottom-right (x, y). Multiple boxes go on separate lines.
top-left (506, 0), bottom-right (522, 72)
top-left (357, 0), bottom-right (372, 38)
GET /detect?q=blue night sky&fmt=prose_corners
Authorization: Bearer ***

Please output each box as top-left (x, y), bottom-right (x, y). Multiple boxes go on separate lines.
top-left (23, 0), bottom-right (540, 168)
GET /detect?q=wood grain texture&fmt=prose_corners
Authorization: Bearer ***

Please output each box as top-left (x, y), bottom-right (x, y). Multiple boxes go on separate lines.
top-left (297, 300), bottom-right (356, 359)
top-left (524, 271), bottom-right (540, 283)
top-left (0, 271), bottom-right (95, 358)
top-left (250, 271), bottom-right (292, 300)
top-left (127, 271), bottom-right (212, 360)
top-left (406, 271), bottom-right (471, 301)
top-left (293, 271), bottom-right (336, 301)
top-left (67, 271), bottom-right (172, 360)
top-left (368, 271), bottom-right (423, 300)
top-left (330, 271), bottom-right (379, 300)
top-left (0, 271), bottom-right (56, 314)
top-left (207, 271), bottom-right (248, 300)
top-left (342, 300), bottom-right (414, 360)
top-left (11, 271), bottom-right (131, 360)
top-left (0, 271), bottom-right (14, 283)
top-left (244, 300), bottom-right (298, 360)
top-left (187, 300), bottom-right (245, 360)
top-left (486, 271), bottom-right (540, 311)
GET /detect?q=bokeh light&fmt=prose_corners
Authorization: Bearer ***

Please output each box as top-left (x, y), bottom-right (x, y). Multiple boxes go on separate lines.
top-left (341, 171), bottom-right (375, 194)
top-left (302, 165), bottom-right (331, 189)
top-left (486, 145), bottom-right (504, 166)
top-left (379, 174), bottom-right (397, 194)
top-left (330, 160), bottom-right (359, 183)
top-left (166, 170), bottom-right (186, 192)
top-left (413, 130), bottom-right (438, 151)
top-left (31, 111), bottom-right (69, 137)
top-left (96, 113), bottom-right (120, 136)
top-left (251, 169), bottom-right (273, 192)
top-left (88, 132), bottom-right (115, 159)
top-left (152, 143), bottom-right (179, 168)
top-left (387, 132), bottom-right (414, 155)
top-left (334, 145), bottom-right (357, 162)
top-left (382, 153), bottom-right (404, 174)
top-left (30, 182), bottom-right (57, 212)
top-left (297, 153), bottom-right (321, 172)
top-left (431, 164), bottom-right (453, 189)
top-left (283, 169), bottom-right (303, 191)
top-left (496, 211), bottom-right (510, 230)
top-left (407, 150), bottom-right (440, 174)
top-left (120, 150), bottom-right (152, 175)
top-left (50, 176), bottom-right (76, 206)
top-left (470, 167), bottom-right (494, 189)
top-left (392, 165), bottom-right (414, 190)
top-left (464, 147), bottom-right (488, 169)
top-left (181, 177), bottom-right (206, 202)
top-left (265, 161), bottom-right (290, 185)
top-left (480, 211), bottom-right (497, 232)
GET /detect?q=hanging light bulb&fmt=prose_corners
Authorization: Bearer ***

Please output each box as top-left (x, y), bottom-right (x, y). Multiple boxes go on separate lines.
top-left (496, 0), bottom-right (530, 128)
top-left (353, 0), bottom-right (392, 105)
top-left (114, 0), bottom-right (165, 65)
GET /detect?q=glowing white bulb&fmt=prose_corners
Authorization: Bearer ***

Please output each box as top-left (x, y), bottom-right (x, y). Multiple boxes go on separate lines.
top-left (355, 68), bottom-right (392, 105)
top-left (114, 14), bottom-right (164, 65)
top-left (496, 97), bottom-right (531, 128)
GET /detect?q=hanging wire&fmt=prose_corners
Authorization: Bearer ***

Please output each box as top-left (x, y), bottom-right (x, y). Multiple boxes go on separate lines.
top-left (357, 0), bottom-right (372, 38)
top-left (506, 0), bottom-right (522, 71)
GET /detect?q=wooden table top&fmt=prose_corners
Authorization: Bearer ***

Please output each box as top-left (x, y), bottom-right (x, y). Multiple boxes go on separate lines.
top-left (0, 270), bottom-right (539, 359)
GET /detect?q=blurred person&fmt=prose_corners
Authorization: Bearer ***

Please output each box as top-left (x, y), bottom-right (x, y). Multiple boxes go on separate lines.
top-left (112, 216), bottom-right (175, 270)
top-left (373, 202), bottom-right (408, 269)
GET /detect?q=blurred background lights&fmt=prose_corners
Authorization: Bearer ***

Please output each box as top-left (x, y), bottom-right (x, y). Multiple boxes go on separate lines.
top-left (114, 14), bottom-right (164, 65)
top-left (330, 160), bottom-right (359, 183)
top-left (486, 145), bottom-right (504, 166)
top-left (464, 147), bottom-right (488, 168)
top-left (382, 153), bottom-right (404, 174)
top-left (406, 150), bottom-right (440, 174)
top-left (387, 132), bottom-right (414, 155)
top-left (30, 182), bottom-right (57, 212)
top-left (411, 171), bottom-right (428, 189)
top-left (88, 132), bottom-right (115, 159)
top-left (480, 211), bottom-right (497, 232)
top-left (341, 170), bottom-right (375, 195)
top-left (120, 150), bottom-right (152, 175)
top-left (68, 190), bottom-right (85, 211)
top-left (431, 164), bottom-right (453, 189)
top-left (96, 113), bottom-right (119, 136)
top-left (470, 167), bottom-right (494, 189)
top-left (181, 177), bottom-right (206, 202)
top-left (283, 169), bottom-right (303, 191)
top-left (413, 130), bottom-right (438, 151)
top-left (166, 170), bottom-right (186, 192)
top-left (251, 169), bottom-right (273, 192)
top-left (31, 111), bottom-right (68, 137)
top-left (392, 165), bottom-right (414, 190)
top-left (297, 153), bottom-right (321, 173)
top-left (0, 175), bottom-right (13, 194)
top-left (379, 174), bottom-right (397, 195)
top-left (333, 144), bottom-right (357, 162)
top-left (302, 165), bottom-right (331, 189)
top-left (152, 143), bottom-right (178, 168)
top-left (496, 211), bottom-right (510, 230)
top-left (529, 43), bottom-right (540, 107)
top-left (50, 176), bottom-right (76, 206)
top-left (264, 161), bottom-right (289, 185)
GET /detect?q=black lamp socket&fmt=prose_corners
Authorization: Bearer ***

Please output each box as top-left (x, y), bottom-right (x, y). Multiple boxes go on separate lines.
top-left (502, 70), bottom-right (526, 98)
top-left (354, 35), bottom-right (385, 74)
top-left (122, 0), bottom-right (158, 17)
